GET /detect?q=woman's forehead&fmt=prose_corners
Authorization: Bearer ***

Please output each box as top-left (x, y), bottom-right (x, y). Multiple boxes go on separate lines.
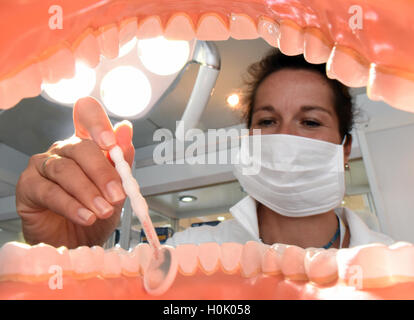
top-left (254, 69), bottom-right (336, 114)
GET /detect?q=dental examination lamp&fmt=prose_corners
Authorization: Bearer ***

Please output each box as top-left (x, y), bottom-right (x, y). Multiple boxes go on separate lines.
top-left (41, 38), bottom-right (220, 141)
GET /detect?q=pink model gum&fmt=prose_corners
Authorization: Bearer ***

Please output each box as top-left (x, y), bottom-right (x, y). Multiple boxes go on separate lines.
top-left (1, 241), bottom-right (414, 299)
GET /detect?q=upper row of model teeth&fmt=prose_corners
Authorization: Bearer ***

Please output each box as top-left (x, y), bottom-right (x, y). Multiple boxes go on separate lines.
top-left (1, 13), bottom-right (413, 113)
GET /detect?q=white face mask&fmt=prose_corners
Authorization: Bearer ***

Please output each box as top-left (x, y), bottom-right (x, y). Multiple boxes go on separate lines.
top-left (233, 134), bottom-right (346, 217)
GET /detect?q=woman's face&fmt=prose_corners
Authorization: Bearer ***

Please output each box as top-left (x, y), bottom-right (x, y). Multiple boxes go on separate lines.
top-left (249, 68), bottom-right (352, 162)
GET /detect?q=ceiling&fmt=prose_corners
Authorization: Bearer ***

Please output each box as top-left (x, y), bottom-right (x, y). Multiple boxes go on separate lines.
top-left (0, 38), bottom-right (273, 156)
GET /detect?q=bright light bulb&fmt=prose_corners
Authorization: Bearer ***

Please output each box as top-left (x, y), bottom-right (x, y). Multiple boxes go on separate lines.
top-left (119, 37), bottom-right (137, 57)
top-left (100, 66), bottom-right (152, 118)
top-left (226, 93), bottom-right (239, 107)
top-left (217, 216), bottom-right (225, 221)
top-left (42, 62), bottom-right (96, 104)
top-left (179, 195), bottom-right (197, 203)
top-left (137, 36), bottom-right (190, 75)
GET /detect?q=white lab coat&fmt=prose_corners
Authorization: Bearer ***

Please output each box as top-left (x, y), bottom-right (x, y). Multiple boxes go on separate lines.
top-left (166, 195), bottom-right (395, 248)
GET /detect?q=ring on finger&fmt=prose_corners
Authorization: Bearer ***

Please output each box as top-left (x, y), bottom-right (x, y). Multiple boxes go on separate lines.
top-left (41, 155), bottom-right (59, 177)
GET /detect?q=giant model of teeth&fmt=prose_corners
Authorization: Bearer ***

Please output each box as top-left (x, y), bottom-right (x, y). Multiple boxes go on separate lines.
top-left (1, 0), bottom-right (414, 299)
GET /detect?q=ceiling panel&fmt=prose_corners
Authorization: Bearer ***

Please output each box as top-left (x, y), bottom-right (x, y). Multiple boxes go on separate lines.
top-left (144, 180), bottom-right (245, 219)
top-left (0, 218), bottom-right (22, 233)
top-left (0, 181), bottom-right (15, 198)
top-left (0, 96), bottom-right (74, 156)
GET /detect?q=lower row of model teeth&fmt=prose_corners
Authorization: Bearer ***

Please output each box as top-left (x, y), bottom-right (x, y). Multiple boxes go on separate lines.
top-left (0, 13), bottom-right (413, 114)
top-left (1, 240), bottom-right (413, 290)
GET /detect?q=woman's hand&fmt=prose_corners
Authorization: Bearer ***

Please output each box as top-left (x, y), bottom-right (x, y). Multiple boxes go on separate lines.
top-left (15, 97), bottom-right (135, 248)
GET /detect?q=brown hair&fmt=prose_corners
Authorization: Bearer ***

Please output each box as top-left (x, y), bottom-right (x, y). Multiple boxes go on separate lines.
top-left (242, 49), bottom-right (354, 140)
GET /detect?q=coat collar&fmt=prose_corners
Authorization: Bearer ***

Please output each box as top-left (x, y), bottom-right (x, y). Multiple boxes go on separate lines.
top-left (229, 195), bottom-right (392, 247)
top-left (229, 196), bottom-right (260, 241)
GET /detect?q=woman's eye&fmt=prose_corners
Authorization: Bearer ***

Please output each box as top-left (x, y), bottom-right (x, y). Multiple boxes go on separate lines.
top-left (257, 119), bottom-right (275, 126)
top-left (302, 120), bottom-right (321, 128)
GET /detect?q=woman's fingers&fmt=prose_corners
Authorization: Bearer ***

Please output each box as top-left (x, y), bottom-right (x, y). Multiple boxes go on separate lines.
top-left (114, 120), bottom-right (135, 166)
top-left (73, 97), bottom-right (135, 164)
top-left (47, 140), bottom-right (126, 208)
top-left (30, 97), bottom-right (135, 227)
top-left (73, 96), bottom-right (117, 150)
top-left (21, 159), bottom-right (97, 226)
top-left (35, 153), bottom-right (116, 220)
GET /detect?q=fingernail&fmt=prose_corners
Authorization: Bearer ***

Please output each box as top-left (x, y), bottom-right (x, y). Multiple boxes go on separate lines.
top-left (94, 196), bottom-right (113, 217)
top-left (78, 208), bottom-right (94, 222)
top-left (106, 180), bottom-right (125, 203)
top-left (100, 131), bottom-right (116, 148)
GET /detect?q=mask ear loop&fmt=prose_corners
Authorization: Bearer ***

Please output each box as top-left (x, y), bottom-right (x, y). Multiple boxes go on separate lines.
top-left (340, 134), bottom-right (349, 248)
top-left (341, 134), bottom-right (347, 146)
top-left (342, 134), bottom-right (350, 170)
top-left (338, 208), bottom-right (346, 248)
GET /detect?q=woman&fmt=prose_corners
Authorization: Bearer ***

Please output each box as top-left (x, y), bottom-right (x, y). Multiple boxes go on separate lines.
top-left (15, 49), bottom-right (394, 249)
top-left (166, 50), bottom-right (394, 249)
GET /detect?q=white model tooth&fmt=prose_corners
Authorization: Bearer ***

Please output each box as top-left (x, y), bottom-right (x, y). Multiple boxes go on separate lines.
top-left (69, 246), bottom-right (99, 277)
top-left (73, 29), bottom-right (101, 68)
top-left (55, 246), bottom-right (72, 274)
top-left (175, 244), bottom-right (199, 275)
top-left (132, 243), bottom-right (153, 275)
top-left (387, 242), bottom-right (414, 285)
top-left (336, 243), bottom-right (391, 289)
top-left (281, 245), bottom-right (307, 281)
top-left (230, 13), bottom-right (258, 40)
top-left (39, 46), bottom-right (76, 83)
top-left (278, 21), bottom-right (304, 56)
top-left (198, 242), bottom-right (221, 274)
top-left (367, 64), bottom-right (414, 113)
top-left (327, 45), bottom-right (369, 87)
top-left (261, 246), bottom-right (282, 275)
top-left (196, 14), bottom-right (230, 40)
top-left (0, 63), bottom-right (42, 109)
top-left (24, 243), bottom-right (65, 278)
top-left (102, 248), bottom-right (122, 278)
top-left (388, 242), bottom-right (414, 277)
top-left (96, 25), bottom-right (119, 60)
top-left (164, 13), bottom-right (195, 41)
top-left (304, 248), bottom-right (338, 285)
top-left (0, 243), bottom-right (72, 281)
top-left (90, 245), bottom-right (105, 265)
top-left (0, 242), bottom-right (31, 279)
top-left (303, 247), bottom-right (323, 274)
top-left (257, 17), bottom-right (279, 47)
top-left (119, 18), bottom-right (138, 46)
top-left (271, 243), bottom-right (287, 263)
top-left (220, 243), bottom-right (243, 274)
top-left (137, 16), bottom-right (163, 39)
top-left (118, 247), bottom-right (140, 276)
top-left (303, 29), bottom-right (331, 64)
top-left (240, 241), bottom-right (265, 277)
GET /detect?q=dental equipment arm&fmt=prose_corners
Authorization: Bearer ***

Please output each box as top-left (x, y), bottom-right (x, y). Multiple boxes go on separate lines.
top-left (175, 41), bottom-right (221, 140)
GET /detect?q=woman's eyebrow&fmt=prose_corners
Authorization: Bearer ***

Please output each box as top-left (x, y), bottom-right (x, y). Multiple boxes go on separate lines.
top-left (301, 105), bottom-right (333, 116)
top-left (252, 105), bottom-right (277, 114)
